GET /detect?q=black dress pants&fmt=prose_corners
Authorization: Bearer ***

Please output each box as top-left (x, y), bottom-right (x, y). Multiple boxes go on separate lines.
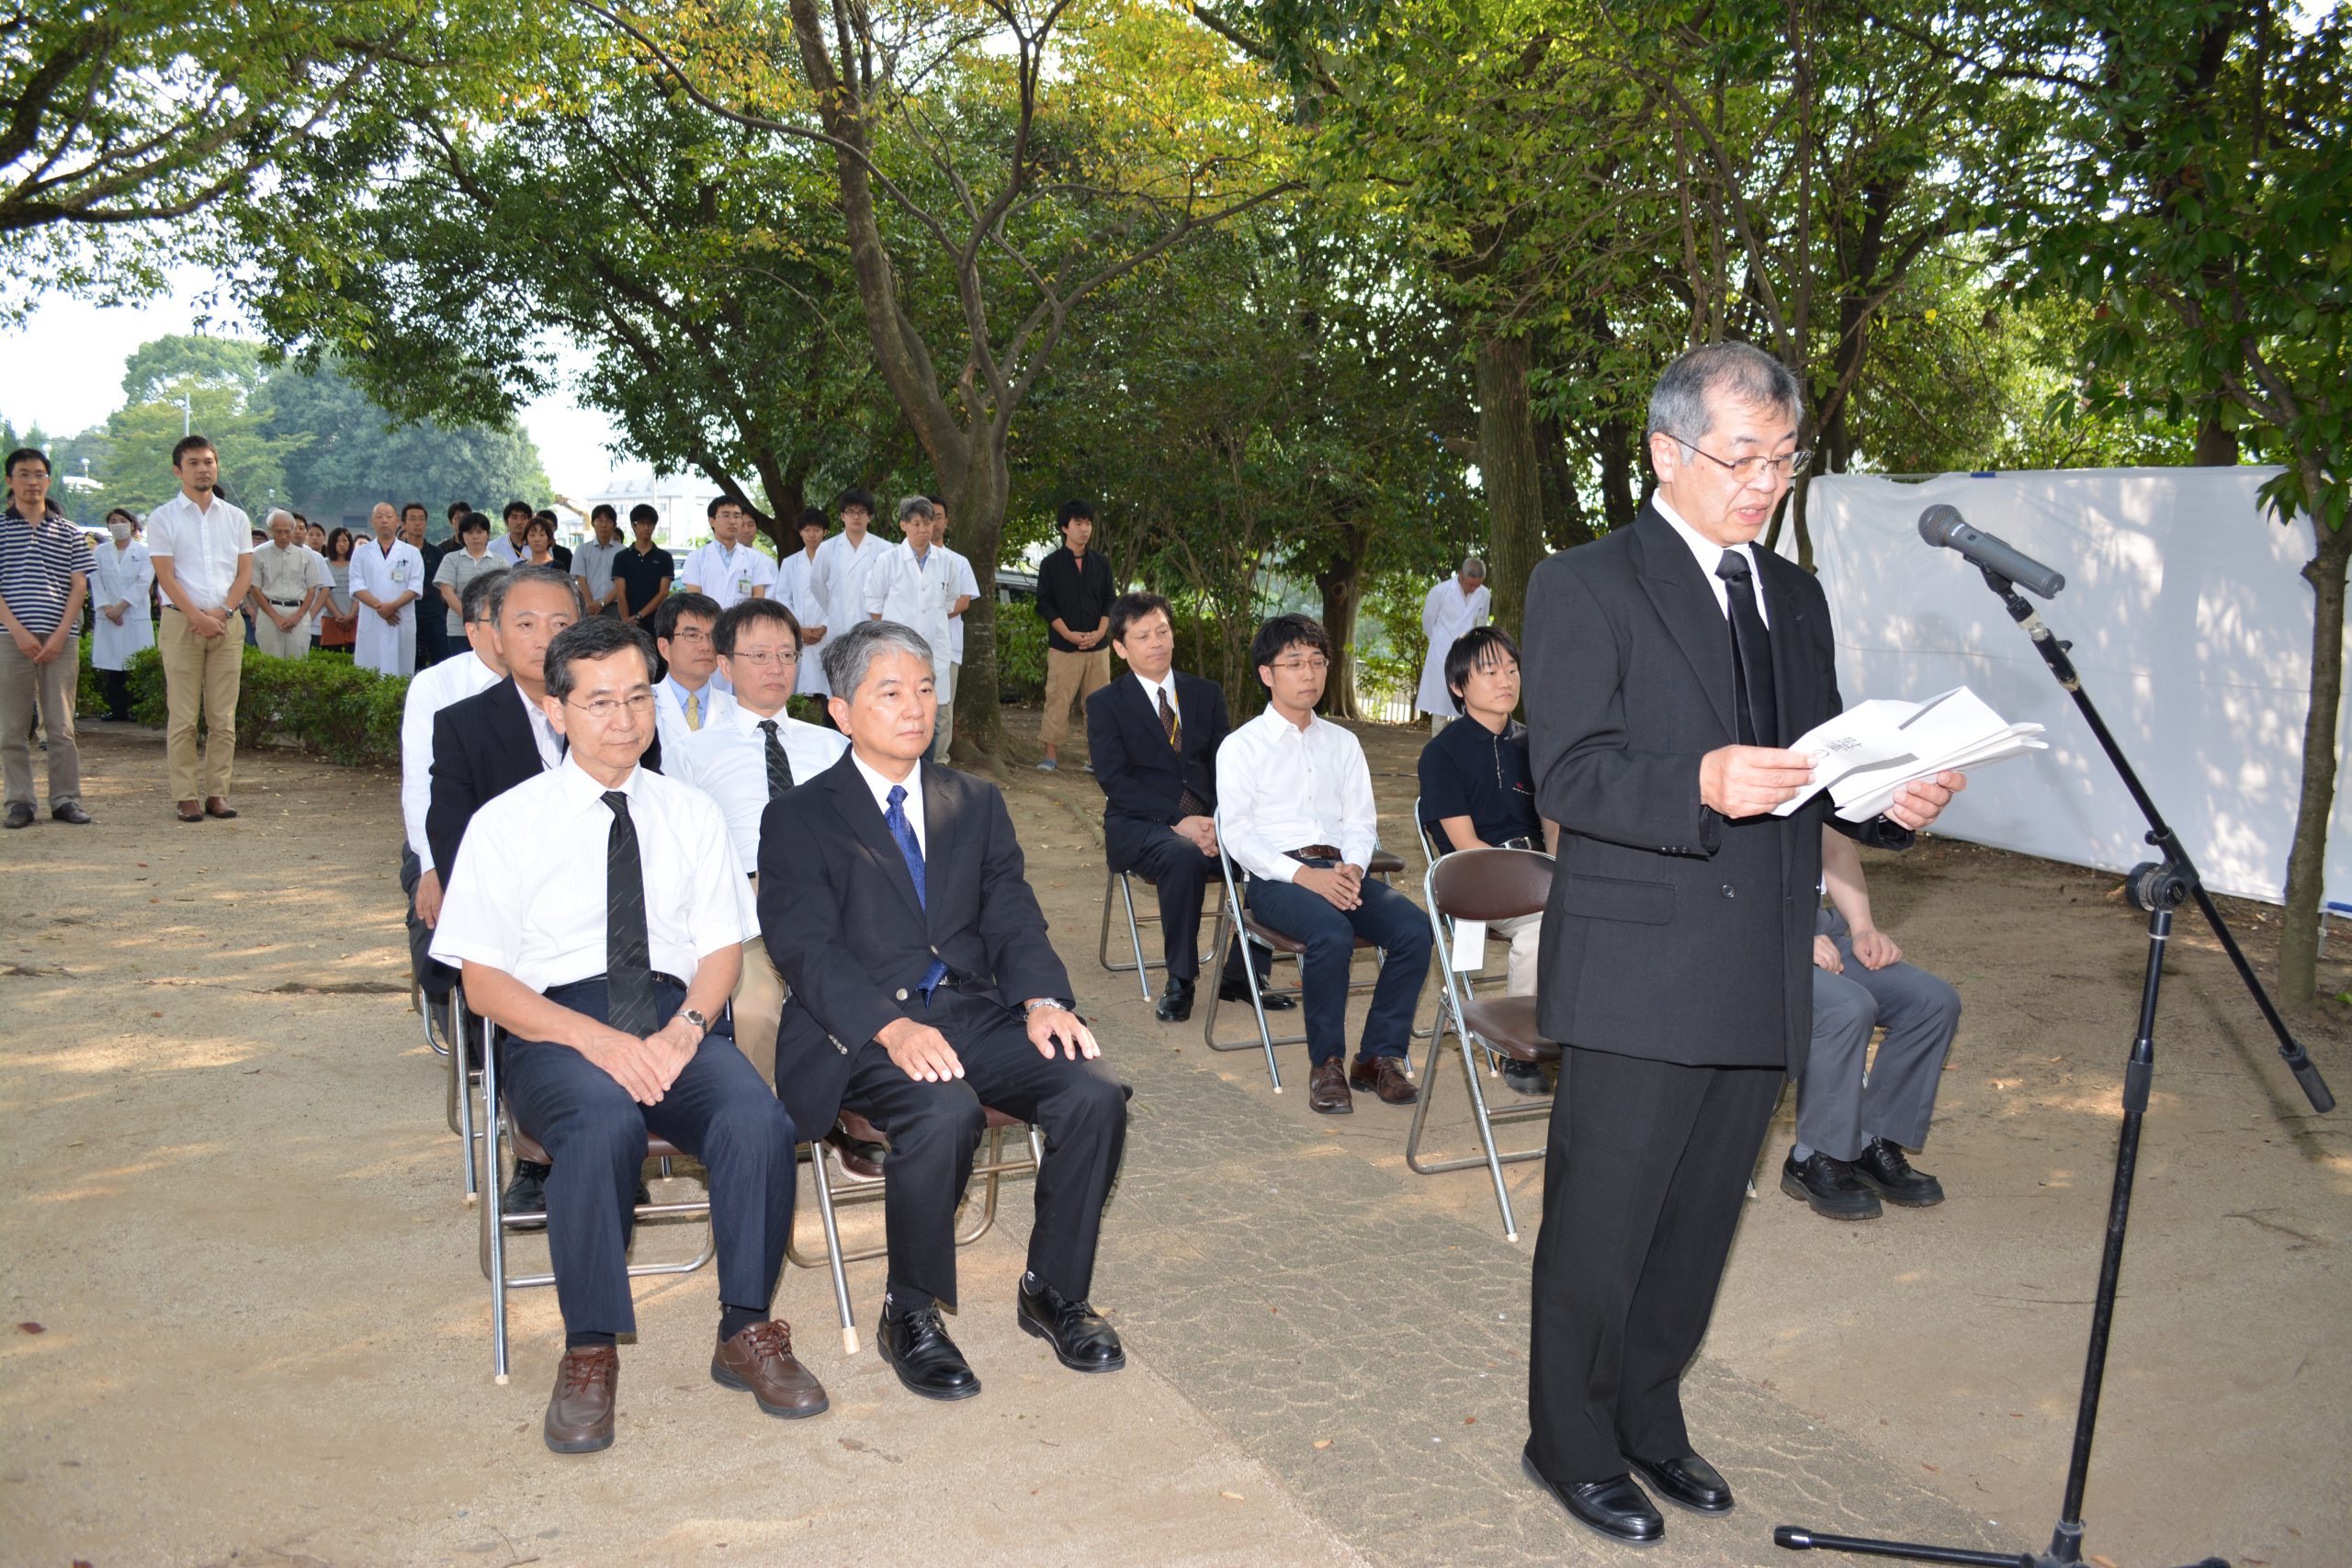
top-left (1526, 1046), bottom-right (1784, 1483)
top-left (839, 990), bottom-right (1127, 1310)
top-left (1124, 828), bottom-right (1261, 987)
top-left (503, 977), bottom-right (797, 1337)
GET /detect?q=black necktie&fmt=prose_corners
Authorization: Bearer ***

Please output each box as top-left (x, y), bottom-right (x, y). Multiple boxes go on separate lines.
top-left (1714, 550), bottom-right (1779, 748)
top-left (601, 791), bottom-right (659, 1035)
top-left (758, 718), bottom-right (794, 797)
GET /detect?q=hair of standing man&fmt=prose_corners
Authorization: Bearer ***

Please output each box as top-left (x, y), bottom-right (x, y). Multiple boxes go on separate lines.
top-left (488, 564), bottom-right (584, 624)
top-left (503, 499), bottom-right (534, 523)
top-left (266, 508), bottom-right (298, 531)
top-left (171, 434), bottom-right (215, 466)
top-left (1444, 625), bottom-right (1521, 715)
top-left (402, 501), bottom-right (427, 518)
top-left (821, 617), bottom-right (934, 697)
top-left (1645, 340), bottom-right (1804, 448)
top-left (896, 494), bottom-right (935, 526)
top-left (447, 500), bottom-right (471, 522)
top-left (708, 492), bottom-right (751, 520)
top-left (796, 507), bottom-right (828, 534)
top-left (714, 595), bottom-right (802, 656)
top-left (1106, 591), bottom-right (1173, 649)
top-left (628, 502), bottom-right (660, 527)
top-left (591, 502), bottom-right (616, 524)
top-left (543, 615), bottom-right (656, 704)
top-left (1460, 556), bottom-right (1487, 580)
top-left (5, 446), bottom-right (50, 477)
top-left (1249, 612), bottom-right (1331, 684)
top-left (653, 590), bottom-right (720, 643)
top-left (835, 487), bottom-right (877, 517)
top-left (459, 564), bottom-right (504, 625)
top-left (1057, 498), bottom-right (1094, 530)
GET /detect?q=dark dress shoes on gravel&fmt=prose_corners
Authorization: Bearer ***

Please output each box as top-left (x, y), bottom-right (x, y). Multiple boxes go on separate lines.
top-left (544, 1346), bottom-right (618, 1453)
top-left (876, 1305), bottom-right (981, 1401)
top-left (1849, 1136), bottom-right (1945, 1207)
top-left (1155, 976), bottom-right (1195, 1022)
top-left (1348, 1053), bottom-right (1419, 1105)
top-left (51, 801), bottom-right (91, 824)
top-left (502, 1159), bottom-right (551, 1230)
top-left (1218, 978), bottom-right (1294, 1010)
top-left (1017, 1277), bottom-right (1125, 1372)
top-left (1307, 1056), bottom-right (1352, 1114)
top-left (1629, 1451), bottom-right (1735, 1514)
top-left (2, 802), bottom-right (31, 829)
top-left (1522, 1450), bottom-right (1665, 1545)
top-left (712, 1319), bottom-right (829, 1417)
top-left (1781, 1148), bottom-right (1882, 1221)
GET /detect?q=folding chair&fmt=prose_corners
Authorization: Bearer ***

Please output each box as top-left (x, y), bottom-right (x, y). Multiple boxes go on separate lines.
top-left (1200, 806), bottom-right (1409, 1091)
top-left (446, 989), bottom-right (481, 1202)
top-left (414, 969), bottom-right (453, 1059)
top-left (785, 1105), bottom-right (1046, 1352)
top-left (1096, 863), bottom-right (1226, 1002)
top-left (1404, 847), bottom-right (1561, 1240)
top-left (473, 1012), bottom-right (858, 1382)
top-left (1414, 795), bottom-right (1503, 1077)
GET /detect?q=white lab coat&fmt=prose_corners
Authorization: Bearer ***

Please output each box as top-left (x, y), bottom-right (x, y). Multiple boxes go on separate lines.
top-left (775, 547), bottom-right (830, 695)
top-left (809, 530), bottom-right (887, 673)
top-left (864, 541), bottom-right (957, 687)
top-left (1416, 577), bottom-right (1491, 716)
top-left (349, 537), bottom-right (424, 677)
top-left (89, 540), bottom-right (155, 671)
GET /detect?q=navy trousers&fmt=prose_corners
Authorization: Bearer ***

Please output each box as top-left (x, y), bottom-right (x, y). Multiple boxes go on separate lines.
top-left (503, 976), bottom-right (797, 1337)
top-left (1244, 860), bottom-right (1432, 1066)
top-left (1125, 827), bottom-right (1262, 987)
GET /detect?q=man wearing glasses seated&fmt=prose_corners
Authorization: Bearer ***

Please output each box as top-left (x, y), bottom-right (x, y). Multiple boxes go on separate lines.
top-left (1216, 614), bottom-right (1431, 1115)
top-left (433, 615), bottom-right (823, 1456)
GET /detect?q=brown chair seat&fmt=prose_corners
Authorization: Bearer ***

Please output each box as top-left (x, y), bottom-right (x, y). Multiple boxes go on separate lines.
top-left (835, 1105), bottom-right (1025, 1147)
top-left (509, 1127), bottom-right (688, 1166)
top-left (1456, 995), bottom-right (1564, 1065)
top-left (1239, 912), bottom-right (1379, 957)
top-left (1367, 848), bottom-right (1406, 875)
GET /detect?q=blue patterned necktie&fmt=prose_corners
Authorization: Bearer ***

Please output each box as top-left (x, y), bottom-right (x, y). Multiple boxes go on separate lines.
top-left (886, 783), bottom-right (951, 998)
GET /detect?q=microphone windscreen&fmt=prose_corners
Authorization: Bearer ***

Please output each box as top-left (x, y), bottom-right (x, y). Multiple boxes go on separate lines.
top-left (1917, 504), bottom-right (1964, 547)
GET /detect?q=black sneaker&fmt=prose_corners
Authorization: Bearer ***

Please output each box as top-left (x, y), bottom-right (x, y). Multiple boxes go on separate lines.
top-left (1850, 1138), bottom-right (1945, 1207)
top-left (1780, 1149), bottom-right (1881, 1221)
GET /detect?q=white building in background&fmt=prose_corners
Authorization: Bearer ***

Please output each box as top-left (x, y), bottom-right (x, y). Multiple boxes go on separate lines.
top-left (572, 468), bottom-right (724, 554)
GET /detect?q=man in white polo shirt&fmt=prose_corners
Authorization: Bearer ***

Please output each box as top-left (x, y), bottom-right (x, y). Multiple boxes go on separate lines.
top-left (145, 434), bottom-right (254, 821)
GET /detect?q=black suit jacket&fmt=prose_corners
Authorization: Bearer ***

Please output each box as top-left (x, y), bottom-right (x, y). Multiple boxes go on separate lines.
top-left (1086, 671), bottom-right (1230, 873)
top-left (1521, 503), bottom-right (1910, 1071)
top-left (758, 754), bottom-right (1074, 1132)
top-left (425, 675), bottom-right (661, 876)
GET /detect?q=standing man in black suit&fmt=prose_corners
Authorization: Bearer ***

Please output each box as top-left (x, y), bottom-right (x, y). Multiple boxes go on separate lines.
top-left (759, 620), bottom-right (1130, 1404)
top-left (1085, 591), bottom-right (1274, 1022)
top-left (1518, 342), bottom-right (1964, 1545)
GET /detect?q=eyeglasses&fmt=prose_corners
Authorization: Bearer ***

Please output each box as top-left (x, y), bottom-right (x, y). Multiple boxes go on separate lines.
top-left (1270, 655), bottom-right (1330, 673)
top-left (667, 627), bottom-right (712, 644)
top-left (1679, 442), bottom-right (1813, 483)
top-left (567, 692), bottom-right (656, 720)
top-left (729, 649), bottom-right (798, 668)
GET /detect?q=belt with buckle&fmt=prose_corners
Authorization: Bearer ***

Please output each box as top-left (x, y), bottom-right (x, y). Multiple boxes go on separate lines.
top-left (1286, 844), bottom-right (1342, 863)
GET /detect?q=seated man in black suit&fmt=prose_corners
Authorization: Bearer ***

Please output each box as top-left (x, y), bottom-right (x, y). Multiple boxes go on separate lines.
top-left (1085, 591), bottom-right (1276, 1022)
top-left (760, 620), bottom-right (1129, 1403)
top-left (434, 615), bottom-right (821, 1455)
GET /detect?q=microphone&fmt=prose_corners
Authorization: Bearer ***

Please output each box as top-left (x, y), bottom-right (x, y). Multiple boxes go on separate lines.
top-left (1917, 504), bottom-right (2065, 598)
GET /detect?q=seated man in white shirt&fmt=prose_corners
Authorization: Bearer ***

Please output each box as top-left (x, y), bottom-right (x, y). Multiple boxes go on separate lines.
top-left (652, 592), bottom-right (735, 754)
top-left (669, 597), bottom-right (848, 1085)
top-left (399, 570), bottom-right (507, 1009)
top-left (1216, 614), bottom-right (1430, 1115)
top-left (432, 614), bottom-right (825, 1456)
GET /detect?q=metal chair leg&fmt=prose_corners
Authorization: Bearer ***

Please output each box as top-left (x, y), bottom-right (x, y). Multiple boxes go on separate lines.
top-left (451, 993), bottom-right (480, 1203)
top-left (478, 1016), bottom-right (512, 1383)
top-left (807, 1146), bottom-right (859, 1355)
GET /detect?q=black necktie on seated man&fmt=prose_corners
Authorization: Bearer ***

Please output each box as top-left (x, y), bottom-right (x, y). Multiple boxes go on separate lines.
top-left (1715, 550), bottom-right (1778, 749)
top-left (758, 718), bottom-right (795, 797)
top-left (1161, 685), bottom-right (1211, 818)
top-left (602, 791), bottom-right (659, 1034)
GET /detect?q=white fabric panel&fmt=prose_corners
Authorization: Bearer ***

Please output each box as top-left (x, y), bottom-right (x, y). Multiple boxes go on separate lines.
top-left (1792, 468), bottom-right (2347, 908)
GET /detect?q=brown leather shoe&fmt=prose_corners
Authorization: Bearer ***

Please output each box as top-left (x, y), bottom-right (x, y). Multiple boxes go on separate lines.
top-left (544, 1346), bottom-right (618, 1453)
top-left (203, 796), bottom-right (238, 818)
top-left (1348, 1053), bottom-right (1419, 1105)
top-left (712, 1320), bottom-right (830, 1418)
top-left (1307, 1056), bottom-right (1353, 1114)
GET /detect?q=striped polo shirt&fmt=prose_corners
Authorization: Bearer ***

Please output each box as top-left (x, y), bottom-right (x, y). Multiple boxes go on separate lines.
top-left (0, 507), bottom-right (93, 637)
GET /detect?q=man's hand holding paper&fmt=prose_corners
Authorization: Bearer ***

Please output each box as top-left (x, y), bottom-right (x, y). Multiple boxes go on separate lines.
top-left (1770, 686), bottom-right (2040, 824)
top-left (1701, 745), bottom-right (1818, 818)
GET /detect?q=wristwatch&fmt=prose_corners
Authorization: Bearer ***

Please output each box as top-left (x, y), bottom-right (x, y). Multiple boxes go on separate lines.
top-left (1023, 998), bottom-right (1071, 1018)
top-left (676, 1008), bottom-right (710, 1038)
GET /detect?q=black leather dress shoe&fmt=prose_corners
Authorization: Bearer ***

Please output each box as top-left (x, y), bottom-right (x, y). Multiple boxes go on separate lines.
top-left (1499, 1058), bottom-right (1551, 1097)
top-left (503, 1159), bottom-right (551, 1231)
top-left (2, 802), bottom-right (31, 829)
top-left (1155, 976), bottom-right (1195, 1023)
top-left (1521, 1450), bottom-right (1664, 1545)
top-left (876, 1305), bottom-right (981, 1401)
top-left (1017, 1277), bottom-right (1125, 1372)
top-left (1629, 1451), bottom-right (1734, 1514)
top-left (1218, 978), bottom-right (1295, 1010)
top-left (1850, 1137), bottom-right (1945, 1207)
top-left (1781, 1148), bottom-right (1881, 1221)
top-left (51, 802), bottom-right (91, 825)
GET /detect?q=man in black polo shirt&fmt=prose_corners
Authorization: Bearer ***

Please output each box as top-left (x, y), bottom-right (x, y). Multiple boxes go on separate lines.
top-left (613, 503), bottom-right (675, 652)
top-left (1418, 626), bottom-right (1552, 1094)
top-left (1033, 499), bottom-right (1114, 773)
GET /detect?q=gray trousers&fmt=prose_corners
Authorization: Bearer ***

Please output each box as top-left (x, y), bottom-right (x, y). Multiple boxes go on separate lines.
top-left (0, 637), bottom-right (81, 809)
top-left (1796, 907), bottom-right (1960, 1161)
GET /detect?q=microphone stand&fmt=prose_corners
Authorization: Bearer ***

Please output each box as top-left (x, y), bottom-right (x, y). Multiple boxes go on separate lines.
top-left (1772, 566), bottom-right (2334, 1568)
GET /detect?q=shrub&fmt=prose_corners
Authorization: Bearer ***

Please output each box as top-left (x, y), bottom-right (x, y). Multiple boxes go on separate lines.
top-left (78, 635), bottom-right (406, 767)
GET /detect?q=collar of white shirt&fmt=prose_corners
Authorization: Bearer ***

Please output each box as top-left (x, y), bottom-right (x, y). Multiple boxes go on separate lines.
top-left (1653, 494), bottom-right (1767, 626)
top-left (517, 682), bottom-right (565, 768)
top-left (1132, 670), bottom-right (1176, 715)
top-left (849, 750), bottom-right (924, 849)
top-left (556, 752), bottom-right (639, 811)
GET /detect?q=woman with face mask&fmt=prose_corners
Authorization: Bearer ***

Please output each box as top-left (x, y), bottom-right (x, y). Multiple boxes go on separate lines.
top-left (90, 508), bottom-right (155, 721)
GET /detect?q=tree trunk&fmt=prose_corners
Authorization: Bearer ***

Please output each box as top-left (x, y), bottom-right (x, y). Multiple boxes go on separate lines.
top-left (2278, 491), bottom-right (2348, 1010)
top-left (1475, 331), bottom-right (1544, 638)
top-left (1313, 521), bottom-right (1370, 720)
top-left (1536, 408), bottom-right (1595, 552)
top-left (1598, 415), bottom-right (1639, 532)
top-left (2191, 411), bottom-right (2240, 466)
top-left (944, 440), bottom-right (1012, 764)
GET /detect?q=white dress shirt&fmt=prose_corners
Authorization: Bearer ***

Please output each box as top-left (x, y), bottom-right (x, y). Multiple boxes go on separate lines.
top-left (679, 540), bottom-right (775, 612)
top-left (145, 490), bottom-right (253, 610)
top-left (1214, 707), bottom-right (1379, 884)
top-left (775, 547), bottom-right (830, 694)
top-left (400, 649), bottom-right (501, 868)
top-left (1131, 670), bottom-right (1178, 721)
top-left (430, 756), bottom-right (758, 993)
top-left (669, 704), bottom-right (851, 874)
top-left (1653, 495), bottom-right (1770, 626)
top-left (654, 676), bottom-right (736, 760)
top-left (488, 536), bottom-right (527, 568)
top-left (517, 681), bottom-right (566, 772)
top-left (865, 540), bottom-right (956, 680)
top-left (850, 751), bottom-right (926, 856)
top-left (938, 545), bottom-right (978, 664)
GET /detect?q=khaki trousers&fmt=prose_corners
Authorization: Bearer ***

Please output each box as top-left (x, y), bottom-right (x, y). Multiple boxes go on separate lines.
top-left (1039, 647), bottom-right (1111, 749)
top-left (161, 606), bottom-right (244, 802)
top-left (0, 637), bottom-right (81, 808)
top-left (254, 610), bottom-right (312, 660)
top-left (730, 935), bottom-right (787, 1089)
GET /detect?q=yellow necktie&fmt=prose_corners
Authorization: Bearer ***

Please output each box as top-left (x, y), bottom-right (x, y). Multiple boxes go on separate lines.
top-left (686, 691), bottom-right (702, 731)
